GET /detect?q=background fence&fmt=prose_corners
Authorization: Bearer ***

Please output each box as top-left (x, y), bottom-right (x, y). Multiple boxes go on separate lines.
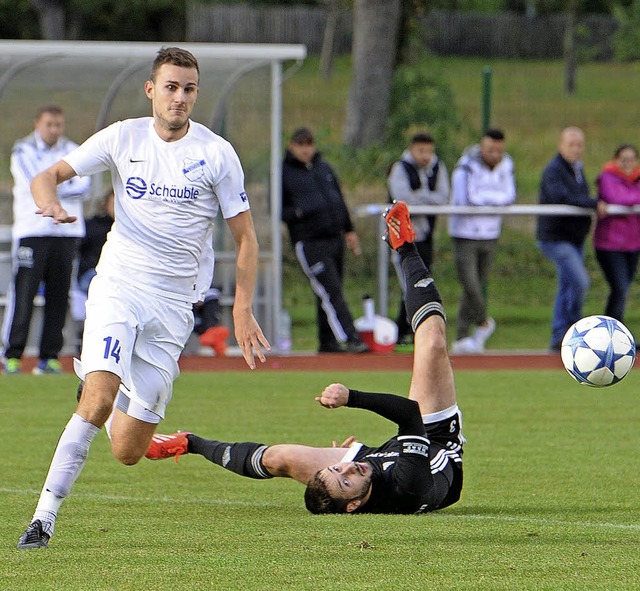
top-left (187, 3), bottom-right (619, 60)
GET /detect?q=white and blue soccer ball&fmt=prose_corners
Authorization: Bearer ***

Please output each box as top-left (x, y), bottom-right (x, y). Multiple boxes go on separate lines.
top-left (561, 315), bottom-right (636, 387)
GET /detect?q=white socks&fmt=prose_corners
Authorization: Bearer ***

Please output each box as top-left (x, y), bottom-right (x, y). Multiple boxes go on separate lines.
top-left (32, 413), bottom-right (100, 537)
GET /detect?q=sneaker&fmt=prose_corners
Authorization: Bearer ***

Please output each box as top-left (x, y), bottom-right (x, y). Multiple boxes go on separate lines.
top-left (396, 333), bottom-right (414, 346)
top-left (451, 337), bottom-right (484, 354)
top-left (3, 358), bottom-right (21, 374)
top-left (345, 338), bottom-right (370, 354)
top-left (145, 432), bottom-right (191, 463)
top-left (472, 317), bottom-right (496, 348)
top-left (199, 326), bottom-right (230, 356)
top-left (383, 201), bottom-right (415, 250)
top-left (17, 520), bottom-right (50, 549)
top-left (32, 359), bottom-right (62, 375)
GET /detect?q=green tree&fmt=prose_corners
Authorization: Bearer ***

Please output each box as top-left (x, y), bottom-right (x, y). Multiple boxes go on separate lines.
top-left (0, 0), bottom-right (38, 39)
top-left (0, 0), bottom-right (187, 40)
top-left (613, 0), bottom-right (640, 61)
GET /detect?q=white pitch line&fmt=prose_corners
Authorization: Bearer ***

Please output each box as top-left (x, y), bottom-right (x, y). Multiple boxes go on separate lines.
top-left (3, 487), bottom-right (638, 531)
top-left (431, 512), bottom-right (640, 532)
top-left (0, 487), bottom-right (282, 508)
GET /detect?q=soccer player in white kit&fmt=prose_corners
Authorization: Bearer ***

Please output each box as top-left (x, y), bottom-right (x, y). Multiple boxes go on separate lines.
top-left (17, 47), bottom-right (270, 549)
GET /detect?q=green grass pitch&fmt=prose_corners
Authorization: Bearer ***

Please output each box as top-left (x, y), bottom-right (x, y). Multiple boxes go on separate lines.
top-left (1, 368), bottom-right (639, 590)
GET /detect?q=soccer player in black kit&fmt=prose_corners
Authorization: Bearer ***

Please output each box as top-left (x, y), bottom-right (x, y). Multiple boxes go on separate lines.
top-left (147, 202), bottom-right (464, 514)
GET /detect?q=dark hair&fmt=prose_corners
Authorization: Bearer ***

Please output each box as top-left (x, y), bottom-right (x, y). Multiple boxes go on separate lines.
top-left (304, 472), bottom-right (349, 514)
top-left (410, 133), bottom-right (434, 145)
top-left (289, 127), bottom-right (314, 145)
top-left (35, 105), bottom-right (64, 120)
top-left (483, 128), bottom-right (505, 141)
top-left (614, 143), bottom-right (638, 158)
top-left (151, 47), bottom-right (199, 82)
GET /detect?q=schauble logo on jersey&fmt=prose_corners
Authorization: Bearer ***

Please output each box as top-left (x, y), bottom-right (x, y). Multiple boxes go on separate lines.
top-left (126, 176), bottom-right (147, 199)
top-left (125, 176), bottom-right (200, 203)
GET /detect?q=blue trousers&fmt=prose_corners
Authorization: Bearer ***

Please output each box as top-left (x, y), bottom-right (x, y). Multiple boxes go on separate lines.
top-left (537, 240), bottom-right (590, 348)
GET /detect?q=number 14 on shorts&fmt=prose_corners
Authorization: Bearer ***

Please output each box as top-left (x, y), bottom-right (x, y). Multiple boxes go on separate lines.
top-left (103, 336), bottom-right (122, 363)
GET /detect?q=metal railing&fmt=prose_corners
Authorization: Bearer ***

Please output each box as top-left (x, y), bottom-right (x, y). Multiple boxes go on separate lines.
top-left (354, 203), bottom-right (640, 317)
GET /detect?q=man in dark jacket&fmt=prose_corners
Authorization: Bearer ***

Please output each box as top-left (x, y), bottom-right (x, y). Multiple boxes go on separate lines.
top-left (281, 127), bottom-right (368, 353)
top-left (536, 127), bottom-right (597, 351)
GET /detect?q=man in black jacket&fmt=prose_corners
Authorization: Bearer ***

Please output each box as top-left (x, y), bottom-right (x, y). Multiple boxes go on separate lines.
top-left (146, 202), bottom-right (464, 515)
top-left (536, 127), bottom-right (597, 351)
top-left (281, 127), bottom-right (368, 353)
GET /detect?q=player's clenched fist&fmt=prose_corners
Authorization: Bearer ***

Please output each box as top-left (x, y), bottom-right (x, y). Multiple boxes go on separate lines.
top-left (315, 383), bottom-right (349, 409)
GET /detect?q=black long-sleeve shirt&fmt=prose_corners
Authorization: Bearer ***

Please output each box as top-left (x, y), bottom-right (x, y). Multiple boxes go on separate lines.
top-left (536, 153), bottom-right (596, 245)
top-left (281, 150), bottom-right (354, 244)
top-left (346, 389), bottom-right (442, 514)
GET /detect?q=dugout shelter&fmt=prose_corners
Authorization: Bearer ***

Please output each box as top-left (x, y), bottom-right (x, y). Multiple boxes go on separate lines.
top-left (0, 40), bottom-right (307, 353)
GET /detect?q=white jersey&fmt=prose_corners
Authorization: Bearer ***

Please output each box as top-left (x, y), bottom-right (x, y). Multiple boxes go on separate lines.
top-left (11, 132), bottom-right (92, 240)
top-left (64, 118), bottom-right (250, 302)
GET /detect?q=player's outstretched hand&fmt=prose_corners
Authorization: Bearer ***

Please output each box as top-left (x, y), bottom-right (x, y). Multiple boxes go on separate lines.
top-left (234, 311), bottom-right (271, 370)
top-left (36, 204), bottom-right (77, 224)
top-left (316, 383), bottom-right (349, 409)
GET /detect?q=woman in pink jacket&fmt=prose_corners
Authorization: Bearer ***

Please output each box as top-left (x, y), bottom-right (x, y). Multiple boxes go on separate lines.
top-left (594, 144), bottom-right (640, 321)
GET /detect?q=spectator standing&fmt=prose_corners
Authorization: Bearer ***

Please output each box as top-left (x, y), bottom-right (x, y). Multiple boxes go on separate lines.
top-left (593, 144), bottom-right (640, 322)
top-left (281, 127), bottom-right (368, 353)
top-left (536, 127), bottom-right (596, 351)
top-left (387, 133), bottom-right (449, 345)
top-left (448, 129), bottom-right (516, 354)
top-left (2, 105), bottom-right (92, 375)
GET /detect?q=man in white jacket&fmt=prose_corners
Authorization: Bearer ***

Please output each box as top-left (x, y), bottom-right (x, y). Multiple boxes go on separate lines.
top-left (2, 106), bottom-right (92, 375)
top-left (448, 129), bottom-right (516, 354)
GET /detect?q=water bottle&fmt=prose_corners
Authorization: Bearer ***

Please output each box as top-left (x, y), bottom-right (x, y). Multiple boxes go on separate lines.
top-left (277, 309), bottom-right (292, 355)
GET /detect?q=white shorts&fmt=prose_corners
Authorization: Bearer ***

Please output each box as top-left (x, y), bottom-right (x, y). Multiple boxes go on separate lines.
top-left (79, 274), bottom-right (194, 421)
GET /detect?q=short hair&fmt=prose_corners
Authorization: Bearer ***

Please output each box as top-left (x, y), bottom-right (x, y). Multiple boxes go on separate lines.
top-left (483, 128), bottom-right (505, 141)
top-left (150, 47), bottom-right (199, 82)
top-left (35, 105), bottom-right (64, 120)
top-left (614, 143), bottom-right (638, 158)
top-left (289, 127), bottom-right (315, 145)
top-left (410, 133), bottom-right (434, 145)
top-left (304, 472), bottom-right (349, 514)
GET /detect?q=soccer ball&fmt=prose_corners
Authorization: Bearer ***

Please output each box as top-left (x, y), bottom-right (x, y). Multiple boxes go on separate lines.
top-left (561, 315), bottom-right (636, 387)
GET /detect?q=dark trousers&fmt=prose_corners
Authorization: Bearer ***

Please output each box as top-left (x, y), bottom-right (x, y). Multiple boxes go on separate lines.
top-left (294, 236), bottom-right (359, 348)
top-left (452, 237), bottom-right (498, 340)
top-left (595, 248), bottom-right (640, 322)
top-left (4, 236), bottom-right (77, 360)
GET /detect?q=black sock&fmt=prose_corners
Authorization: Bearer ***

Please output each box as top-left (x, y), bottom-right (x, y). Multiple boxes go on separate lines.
top-left (187, 435), bottom-right (273, 479)
top-left (398, 243), bottom-right (446, 331)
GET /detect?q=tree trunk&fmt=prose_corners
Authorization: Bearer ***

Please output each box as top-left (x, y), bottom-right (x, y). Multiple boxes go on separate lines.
top-left (319, 2), bottom-right (340, 79)
top-left (343, 0), bottom-right (402, 147)
top-left (29, 0), bottom-right (66, 40)
top-left (563, 0), bottom-right (578, 95)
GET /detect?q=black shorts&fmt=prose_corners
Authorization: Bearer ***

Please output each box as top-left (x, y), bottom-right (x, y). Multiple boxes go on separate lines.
top-left (422, 408), bottom-right (464, 512)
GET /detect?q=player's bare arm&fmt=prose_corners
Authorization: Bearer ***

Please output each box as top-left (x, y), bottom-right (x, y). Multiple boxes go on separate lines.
top-left (31, 160), bottom-right (78, 224)
top-left (262, 444), bottom-right (349, 484)
top-left (226, 210), bottom-right (271, 369)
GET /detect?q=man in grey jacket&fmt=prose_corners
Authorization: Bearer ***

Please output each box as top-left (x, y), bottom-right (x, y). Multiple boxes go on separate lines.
top-left (448, 129), bottom-right (516, 354)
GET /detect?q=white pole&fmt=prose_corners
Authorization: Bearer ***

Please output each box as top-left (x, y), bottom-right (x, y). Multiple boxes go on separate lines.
top-left (271, 60), bottom-right (283, 351)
